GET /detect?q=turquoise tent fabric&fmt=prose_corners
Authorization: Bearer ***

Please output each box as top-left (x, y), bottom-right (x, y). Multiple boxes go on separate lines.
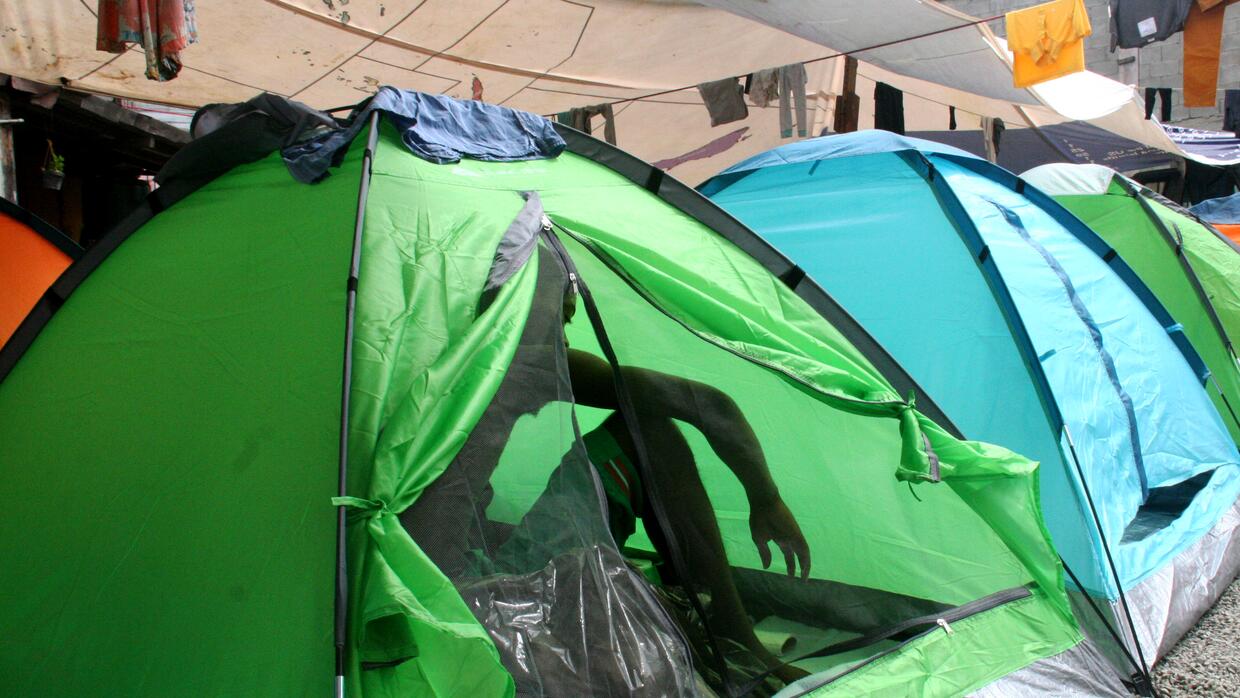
top-left (703, 132), bottom-right (1240, 600)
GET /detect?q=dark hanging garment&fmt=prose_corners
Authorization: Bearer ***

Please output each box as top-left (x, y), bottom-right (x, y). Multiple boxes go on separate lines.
top-left (1142, 87), bottom-right (1174, 122)
top-left (874, 82), bottom-right (905, 135)
top-left (1110, 0), bottom-right (1194, 50)
top-left (697, 78), bottom-right (750, 127)
top-left (555, 104), bottom-right (617, 145)
top-left (1225, 90), bottom-right (1240, 136)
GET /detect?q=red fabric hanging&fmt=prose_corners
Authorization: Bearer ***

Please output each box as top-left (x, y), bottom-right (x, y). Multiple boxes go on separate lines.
top-left (97, 0), bottom-right (198, 81)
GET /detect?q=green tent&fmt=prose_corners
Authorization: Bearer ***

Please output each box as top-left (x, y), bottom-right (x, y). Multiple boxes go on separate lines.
top-left (1024, 163), bottom-right (1240, 445)
top-left (0, 90), bottom-right (1117, 697)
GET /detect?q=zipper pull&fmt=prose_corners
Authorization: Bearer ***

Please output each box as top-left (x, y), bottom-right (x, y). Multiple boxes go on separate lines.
top-left (568, 271), bottom-right (579, 295)
top-left (541, 214), bottom-right (552, 232)
top-left (935, 618), bottom-right (954, 636)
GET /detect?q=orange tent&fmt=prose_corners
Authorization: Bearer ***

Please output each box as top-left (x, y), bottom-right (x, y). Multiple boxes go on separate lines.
top-left (0, 198), bottom-right (79, 346)
top-left (1212, 223), bottom-right (1240, 245)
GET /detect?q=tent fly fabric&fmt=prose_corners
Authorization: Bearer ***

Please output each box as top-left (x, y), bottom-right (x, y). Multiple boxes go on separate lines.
top-left (702, 132), bottom-right (1240, 681)
top-left (0, 197), bottom-right (79, 347)
top-left (1022, 163), bottom-right (1240, 448)
top-left (0, 90), bottom-right (1124, 697)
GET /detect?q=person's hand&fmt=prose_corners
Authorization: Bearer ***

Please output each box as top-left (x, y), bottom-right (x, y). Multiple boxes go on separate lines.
top-left (749, 498), bottom-right (811, 580)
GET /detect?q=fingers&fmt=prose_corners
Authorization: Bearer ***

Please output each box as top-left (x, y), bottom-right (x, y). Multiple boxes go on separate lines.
top-left (774, 539), bottom-right (813, 580)
top-left (782, 544), bottom-right (796, 578)
top-left (796, 539), bottom-right (812, 580)
top-left (756, 537), bottom-right (772, 569)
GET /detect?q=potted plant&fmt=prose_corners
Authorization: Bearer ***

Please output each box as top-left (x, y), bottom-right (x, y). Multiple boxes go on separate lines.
top-left (42, 140), bottom-right (64, 191)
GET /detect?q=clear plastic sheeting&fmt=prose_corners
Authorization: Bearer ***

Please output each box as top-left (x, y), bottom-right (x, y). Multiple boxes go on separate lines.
top-left (456, 545), bottom-right (696, 698)
top-left (399, 249), bottom-right (697, 696)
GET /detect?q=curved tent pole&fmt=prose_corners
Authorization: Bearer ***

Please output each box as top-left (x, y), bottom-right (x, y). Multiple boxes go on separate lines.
top-left (903, 150), bottom-right (1156, 693)
top-left (956, 155), bottom-right (1211, 382)
top-left (1123, 180), bottom-right (1240, 433)
top-left (1059, 555), bottom-right (1155, 696)
top-left (539, 223), bottom-right (734, 692)
top-left (1062, 425), bottom-right (1156, 696)
top-left (900, 151), bottom-right (1065, 431)
top-left (334, 110), bottom-right (381, 698)
top-left (1126, 180), bottom-right (1240, 361)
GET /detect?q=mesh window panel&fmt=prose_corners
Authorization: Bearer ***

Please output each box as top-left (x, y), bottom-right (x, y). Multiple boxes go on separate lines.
top-left (398, 250), bottom-right (697, 697)
top-left (554, 229), bottom-right (1036, 691)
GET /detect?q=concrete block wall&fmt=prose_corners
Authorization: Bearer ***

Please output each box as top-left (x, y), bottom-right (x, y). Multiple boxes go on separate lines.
top-left (941, 0), bottom-right (1240, 129)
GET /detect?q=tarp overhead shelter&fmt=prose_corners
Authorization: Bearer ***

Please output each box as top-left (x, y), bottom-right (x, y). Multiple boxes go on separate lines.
top-left (0, 0), bottom-right (839, 184)
top-left (910, 122), bottom-right (1178, 178)
top-left (0, 89), bottom-right (1129, 697)
top-left (703, 132), bottom-right (1240, 677)
top-left (0, 0), bottom-right (1229, 186)
top-left (694, 0), bottom-right (1233, 166)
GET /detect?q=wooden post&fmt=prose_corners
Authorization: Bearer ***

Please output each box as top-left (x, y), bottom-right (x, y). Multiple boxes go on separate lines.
top-left (0, 92), bottom-right (16, 204)
top-left (833, 56), bottom-right (860, 134)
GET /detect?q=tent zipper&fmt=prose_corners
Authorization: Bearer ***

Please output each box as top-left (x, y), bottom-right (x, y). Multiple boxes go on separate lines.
top-left (785, 586), bottom-right (1033, 697)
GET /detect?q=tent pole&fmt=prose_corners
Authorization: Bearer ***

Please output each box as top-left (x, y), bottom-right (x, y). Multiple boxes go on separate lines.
top-left (1060, 556), bottom-right (1151, 689)
top-left (1062, 425), bottom-right (1157, 697)
top-left (0, 92), bottom-right (16, 204)
top-left (334, 110), bottom-right (382, 698)
top-left (1130, 184), bottom-right (1239, 363)
top-left (539, 223), bottom-right (735, 693)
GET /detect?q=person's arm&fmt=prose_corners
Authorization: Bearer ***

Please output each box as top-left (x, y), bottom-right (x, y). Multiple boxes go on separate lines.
top-left (568, 348), bottom-right (810, 578)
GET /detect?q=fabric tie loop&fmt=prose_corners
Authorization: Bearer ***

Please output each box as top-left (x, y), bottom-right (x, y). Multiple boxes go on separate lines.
top-left (332, 496), bottom-right (390, 521)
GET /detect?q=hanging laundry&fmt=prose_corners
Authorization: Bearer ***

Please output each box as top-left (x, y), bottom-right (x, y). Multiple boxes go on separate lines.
top-left (778, 63), bottom-right (808, 139)
top-left (1109, 0), bottom-right (1194, 49)
top-left (1183, 0), bottom-right (1240, 108)
top-left (555, 104), bottom-right (617, 145)
top-left (697, 78), bottom-right (749, 127)
top-left (747, 68), bottom-right (780, 109)
top-left (1005, 0), bottom-right (1092, 88)
top-left (873, 83), bottom-right (905, 135)
top-left (1143, 87), bottom-right (1173, 121)
top-left (1225, 90), bottom-right (1240, 136)
top-left (97, 0), bottom-right (198, 81)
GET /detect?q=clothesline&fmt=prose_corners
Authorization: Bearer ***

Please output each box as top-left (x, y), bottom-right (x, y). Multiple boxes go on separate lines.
top-left (538, 13), bottom-right (1005, 116)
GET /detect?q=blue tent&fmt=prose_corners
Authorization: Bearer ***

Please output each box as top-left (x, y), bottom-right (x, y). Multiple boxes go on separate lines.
top-left (702, 131), bottom-right (1240, 672)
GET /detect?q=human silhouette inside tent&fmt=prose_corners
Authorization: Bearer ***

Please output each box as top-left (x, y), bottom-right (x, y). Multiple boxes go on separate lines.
top-left (400, 251), bottom-right (810, 687)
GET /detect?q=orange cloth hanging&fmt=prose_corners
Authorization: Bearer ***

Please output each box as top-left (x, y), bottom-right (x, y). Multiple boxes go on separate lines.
top-left (1183, 0), bottom-right (1240, 108)
top-left (1006, 0), bottom-right (1093, 88)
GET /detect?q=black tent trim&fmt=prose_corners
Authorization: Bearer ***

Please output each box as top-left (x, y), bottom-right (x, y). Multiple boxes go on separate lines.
top-left (0, 195), bottom-right (82, 260)
top-left (0, 174), bottom-right (204, 381)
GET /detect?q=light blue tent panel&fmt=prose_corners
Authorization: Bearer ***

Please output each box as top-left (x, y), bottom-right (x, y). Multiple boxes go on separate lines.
top-left (703, 132), bottom-right (1240, 600)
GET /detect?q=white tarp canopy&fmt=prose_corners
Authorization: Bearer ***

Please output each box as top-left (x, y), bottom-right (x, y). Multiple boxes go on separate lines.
top-left (700, 0), bottom-right (1233, 166)
top-left (0, 0), bottom-right (1227, 182)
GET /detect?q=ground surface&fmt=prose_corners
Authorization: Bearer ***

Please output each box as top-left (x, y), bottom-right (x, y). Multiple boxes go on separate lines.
top-left (1153, 577), bottom-right (1240, 697)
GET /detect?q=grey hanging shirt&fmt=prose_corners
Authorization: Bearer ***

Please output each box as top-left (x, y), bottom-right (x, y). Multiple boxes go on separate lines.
top-left (1109, 0), bottom-right (1194, 50)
